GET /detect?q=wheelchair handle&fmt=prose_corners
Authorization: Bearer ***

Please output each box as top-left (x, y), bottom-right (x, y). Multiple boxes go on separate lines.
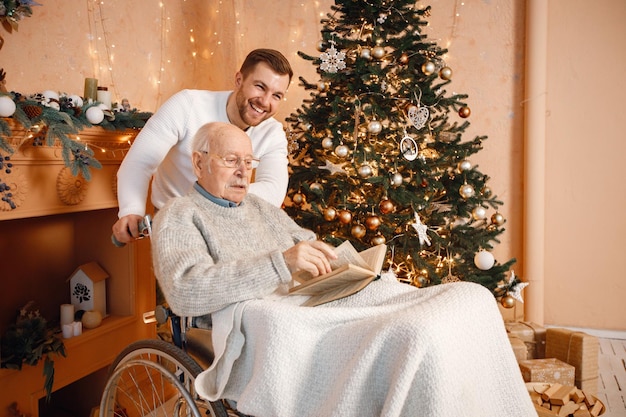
top-left (112, 214), bottom-right (152, 247)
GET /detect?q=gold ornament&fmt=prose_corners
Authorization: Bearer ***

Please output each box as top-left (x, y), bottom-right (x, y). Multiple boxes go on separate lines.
top-left (351, 223), bottom-right (366, 239)
top-left (399, 53), bottom-right (409, 64)
top-left (338, 209), bottom-right (352, 224)
top-left (500, 294), bottom-right (516, 309)
top-left (360, 48), bottom-right (372, 60)
top-left (372, 46), bottom-right (385, 59)
top-left (421, 61), bottom-right (436, 75)
top-left (322, 137), bottom-right (334, 149)
top-left (317, 81), bottom-right (328, 92)
top-left (491, 212), bottom-right (505, 226)
top-left (481, 186), bottom-right (492, 197)
top-left (292, 192), bottom-right (306, 205)
top-left (323, 207), bottom-right (337, 221)
top-left (458, 106), bottom-right (471, 118)
top-left (379, 198), bottom-right (394, 214)
top-left (439, 66), bottom-right (453, 80)
top-left (365, 215), bottom-right (381, 231)
top-left (371, 234), bottom-right (386, 246)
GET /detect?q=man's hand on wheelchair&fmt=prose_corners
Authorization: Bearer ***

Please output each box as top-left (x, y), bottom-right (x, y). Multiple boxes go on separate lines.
top-left (112, 214), bottom-right (151, 247)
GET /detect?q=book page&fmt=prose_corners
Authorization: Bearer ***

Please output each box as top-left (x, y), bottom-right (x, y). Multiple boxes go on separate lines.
top-left (358, 244), bottom-right (387, 273)
top-left (292, 240), bottom-right (369, 283)
top-left (330, 240), bottom-right (370, 270)
top-left (289, 264), bottom-right (375, 294)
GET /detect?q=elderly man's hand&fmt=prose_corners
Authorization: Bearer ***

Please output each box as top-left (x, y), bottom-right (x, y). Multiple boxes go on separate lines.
top-left (283, 241), bottom-right (338, 277)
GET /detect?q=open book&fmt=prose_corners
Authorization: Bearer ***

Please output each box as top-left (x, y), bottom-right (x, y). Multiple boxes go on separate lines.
top-left (289, 241), bottom-right (388, 307)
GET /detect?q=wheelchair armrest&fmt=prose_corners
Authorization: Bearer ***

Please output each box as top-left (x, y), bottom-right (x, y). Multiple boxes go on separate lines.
top-left (185, 327), bottom-right (215, 370)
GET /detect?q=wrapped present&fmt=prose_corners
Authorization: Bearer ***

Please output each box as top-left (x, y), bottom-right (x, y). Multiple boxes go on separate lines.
top-left (545, 328), bottom-right (599, 394)
top-left (519, 358), bottom-right (575, 386)
top-left (508, 335), bottom-right (528, 362)
top-left (505, 321), bottom-right (547, 359)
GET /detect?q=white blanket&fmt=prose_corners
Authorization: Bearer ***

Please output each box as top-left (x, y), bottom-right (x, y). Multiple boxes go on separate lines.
top-left (195, 277), bottom-right (536, 417)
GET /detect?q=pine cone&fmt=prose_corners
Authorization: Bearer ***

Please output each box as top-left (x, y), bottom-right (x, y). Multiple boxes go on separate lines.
top-left (23, 104), bottom-right (42, 119)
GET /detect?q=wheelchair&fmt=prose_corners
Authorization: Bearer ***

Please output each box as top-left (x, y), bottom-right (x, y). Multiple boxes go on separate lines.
top-left (99, 305), bottom-right (245, 417)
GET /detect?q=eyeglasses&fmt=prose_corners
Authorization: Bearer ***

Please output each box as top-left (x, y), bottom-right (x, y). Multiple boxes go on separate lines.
top-left (202, 152), bottom-right (260, 170)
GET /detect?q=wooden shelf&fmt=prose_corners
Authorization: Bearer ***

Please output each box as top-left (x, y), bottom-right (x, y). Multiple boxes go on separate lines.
top-left (0, 123), bottom-right (155, 417)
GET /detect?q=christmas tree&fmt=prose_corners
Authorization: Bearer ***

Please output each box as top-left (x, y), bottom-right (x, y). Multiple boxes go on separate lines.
top-left (284, 0), bottom-right (527, 308)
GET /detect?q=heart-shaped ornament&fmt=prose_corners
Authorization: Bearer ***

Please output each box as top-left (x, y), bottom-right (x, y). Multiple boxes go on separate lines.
top-left (408, 105), bottom-right (429, 130)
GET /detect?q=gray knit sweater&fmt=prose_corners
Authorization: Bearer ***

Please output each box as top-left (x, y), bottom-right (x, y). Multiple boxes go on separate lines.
top-left (151, 188), bottom-right (316, 316)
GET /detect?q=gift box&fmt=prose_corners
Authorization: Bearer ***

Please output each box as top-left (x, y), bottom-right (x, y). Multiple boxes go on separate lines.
top-left (508, 335), bottom-right (528, 362)
top-left (545, 328), bottom-right (599, 394)
top-left (519, 358), bottom-right (575, 386)
top-left (505, 321), bottom-right (547, 359)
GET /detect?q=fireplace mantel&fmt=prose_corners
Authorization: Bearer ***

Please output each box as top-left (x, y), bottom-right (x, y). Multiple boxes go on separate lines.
top-left (0, 122), bottom-right (155, 417)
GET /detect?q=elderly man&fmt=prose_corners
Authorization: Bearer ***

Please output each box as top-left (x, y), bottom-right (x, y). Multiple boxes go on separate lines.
top-left (151, 122), bottom-right (536, 417)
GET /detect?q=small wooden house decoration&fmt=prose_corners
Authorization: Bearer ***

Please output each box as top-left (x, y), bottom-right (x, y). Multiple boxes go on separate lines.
top-left (68, 261), bottom-right (108, 317)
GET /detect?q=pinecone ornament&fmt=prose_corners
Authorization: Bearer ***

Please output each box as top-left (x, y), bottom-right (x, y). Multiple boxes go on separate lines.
top-left (23, 104), bottom-right (43, 119)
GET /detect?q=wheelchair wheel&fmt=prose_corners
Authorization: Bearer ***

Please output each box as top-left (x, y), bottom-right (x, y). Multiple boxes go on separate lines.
top-left (99, 339), bottom-right (228, 417)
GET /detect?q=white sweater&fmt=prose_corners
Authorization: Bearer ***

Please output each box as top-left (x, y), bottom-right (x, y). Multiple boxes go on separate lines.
top-left (116, 90), bottom-right (289, 217)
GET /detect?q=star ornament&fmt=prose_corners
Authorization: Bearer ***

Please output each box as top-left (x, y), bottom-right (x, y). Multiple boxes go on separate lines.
top-left (410, 212), bottom-right (431, 246)
top-left (319, 159), bottom-right (347, 175)
top-left (507, 270), bottom-right (530, 303)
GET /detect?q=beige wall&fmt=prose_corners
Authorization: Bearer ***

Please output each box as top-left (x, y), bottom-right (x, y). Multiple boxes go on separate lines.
top-left (1, 0), bottom-right (623, 332)
top-left (544, 0), bottom-right (626, 331)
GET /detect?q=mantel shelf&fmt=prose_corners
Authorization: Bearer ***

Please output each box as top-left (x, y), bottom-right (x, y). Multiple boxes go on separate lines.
top-left (1, 120), bottom-right (139, 220)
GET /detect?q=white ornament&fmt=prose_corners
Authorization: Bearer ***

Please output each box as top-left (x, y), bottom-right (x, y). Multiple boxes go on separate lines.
top-left (474, 250), bottom-right (495, 270)
top-left (0, 96), bottom-right (16, 117)
top-left (334, 144), bottom-right (349, 158)
top-left (357, 163), bottom-right (373, 178)
top-left (368, 120), bottom-right (382, 134)
top-left (411, 212), bottom-right (431, 246)
top-left (472, 206), bottom-right (487, 220)
top-left (458, 159), bottom-right (472, 172)
top-left (459, 183), bottom-right (475, 199)
top-left (68, 95), bottom-right (83, 108)
top-left (508, 271), bottom-right (529, 303)
top-left (322, 137), bottom-right (334, 149)
top-left (360, 48), bottom-right (371, 60)
top-left (86, 106), bottom-right (105, 124)
top-left (400, 134), bottom-right (418, 161)
top-left (41, 90), bottom-right (60, 102)
top-left (390, 172), bottom-right (403, 186)
top-left (407, 105), bottom-right (429, 130)
top-left (319, 41), bottom-right (346, 73)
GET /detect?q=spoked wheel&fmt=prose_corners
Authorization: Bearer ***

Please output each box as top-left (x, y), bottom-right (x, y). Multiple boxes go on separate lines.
top-left (99, 339), bottom-right (228, 417)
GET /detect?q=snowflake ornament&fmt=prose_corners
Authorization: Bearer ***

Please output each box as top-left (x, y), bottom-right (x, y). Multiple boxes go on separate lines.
top-left (320, 40), bottom-right (346, 73)
top-left (411, 212), bottom-right (431, 246)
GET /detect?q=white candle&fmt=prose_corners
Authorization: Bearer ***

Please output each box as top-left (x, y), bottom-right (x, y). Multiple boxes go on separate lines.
top-left (60, 304), bottom-right (74, 326)
top-left (97, 87), bottom-right (112, 109)
top-left (72, 321), bottom-right (82, 337)
top-left (62, 323), bottom-right (73, 339)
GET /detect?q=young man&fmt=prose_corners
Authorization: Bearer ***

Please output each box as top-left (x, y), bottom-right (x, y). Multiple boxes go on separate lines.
top-left (151, 122), bottom-right (536, 417)
top-left (112, 49), bottom-right (293, 245)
